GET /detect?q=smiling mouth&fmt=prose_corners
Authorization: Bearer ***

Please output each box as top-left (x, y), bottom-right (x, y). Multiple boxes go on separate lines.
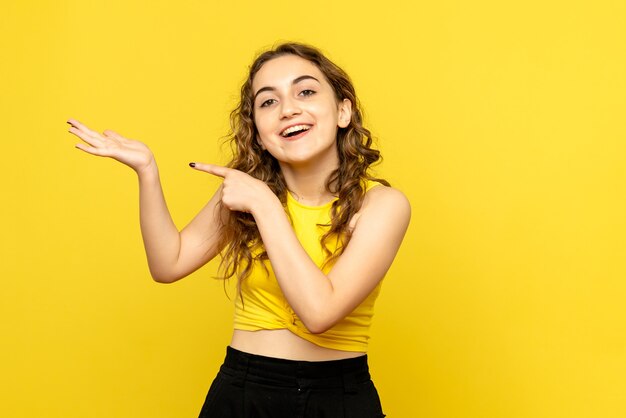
top-left (280, 124), bottom-right (312, 138)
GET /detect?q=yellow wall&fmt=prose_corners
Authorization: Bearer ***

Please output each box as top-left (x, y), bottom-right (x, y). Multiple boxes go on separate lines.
top-left (1, 1), bottom-right (625, 416)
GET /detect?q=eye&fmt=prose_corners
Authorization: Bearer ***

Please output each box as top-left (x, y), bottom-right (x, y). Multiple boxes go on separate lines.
top-left (299, 89), bottom-right (316, 97)
top-left (259, 98), bottom-right (277, 108)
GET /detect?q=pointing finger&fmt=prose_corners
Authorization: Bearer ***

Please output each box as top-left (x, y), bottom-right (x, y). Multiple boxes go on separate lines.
top-left (189, 162), bottom-right (231, 178)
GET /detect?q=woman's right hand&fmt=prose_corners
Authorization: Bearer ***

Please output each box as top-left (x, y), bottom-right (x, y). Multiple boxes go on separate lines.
top-left (68, 118), bottom-right (155, 175)
top-left (67, 118), bottom-right (226, 283)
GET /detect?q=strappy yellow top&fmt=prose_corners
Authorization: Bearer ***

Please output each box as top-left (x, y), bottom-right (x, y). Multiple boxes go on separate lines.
top-left (233, 181), bottom-right (384, 352)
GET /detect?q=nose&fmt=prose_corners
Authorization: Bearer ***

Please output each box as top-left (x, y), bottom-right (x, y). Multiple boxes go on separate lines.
top-left (279, 97), bottom-right (301, 119)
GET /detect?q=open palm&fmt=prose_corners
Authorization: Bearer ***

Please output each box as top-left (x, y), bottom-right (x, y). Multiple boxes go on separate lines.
top-left (68, 118), bottom-right (154, 173)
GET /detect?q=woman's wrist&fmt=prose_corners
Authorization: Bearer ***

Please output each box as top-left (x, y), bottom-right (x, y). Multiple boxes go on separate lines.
top-left (251, 188), bottom-right (283, 220)
top-left (135, 158), bottom-right (159, 182)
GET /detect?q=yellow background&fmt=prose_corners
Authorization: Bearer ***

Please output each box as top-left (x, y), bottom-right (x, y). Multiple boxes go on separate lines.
top-left (1, 0), bottom-right (625, 417)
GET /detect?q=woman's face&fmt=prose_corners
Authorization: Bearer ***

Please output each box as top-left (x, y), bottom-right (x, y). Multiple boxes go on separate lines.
top-left (252, 55), bottom-right (351, 169)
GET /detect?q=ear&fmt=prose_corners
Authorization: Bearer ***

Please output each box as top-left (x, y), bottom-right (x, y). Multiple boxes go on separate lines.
top-left (337, 98), bottom-right (352, 128)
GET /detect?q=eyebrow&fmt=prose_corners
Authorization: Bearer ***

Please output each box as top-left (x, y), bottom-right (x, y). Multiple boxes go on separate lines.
top-left (253, 75), bottom-right (320, 102)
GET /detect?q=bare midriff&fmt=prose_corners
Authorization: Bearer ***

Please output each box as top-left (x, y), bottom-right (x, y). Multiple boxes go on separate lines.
top-left (230, 329), bottom-right (365, 361)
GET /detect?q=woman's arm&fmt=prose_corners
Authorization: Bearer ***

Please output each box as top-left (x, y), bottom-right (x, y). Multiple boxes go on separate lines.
top-left (137, 165), bottom-right (227, 282)
top-left (68, 119), bottom-right (227, 283)
top-left (192, 163), bottom-right (411, 333)
top-left (255, 185), bottom-right (410, 333)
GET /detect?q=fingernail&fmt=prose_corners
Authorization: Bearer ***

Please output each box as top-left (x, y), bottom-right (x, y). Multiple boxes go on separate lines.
top-left (189, 162), bottom-right (196, 167)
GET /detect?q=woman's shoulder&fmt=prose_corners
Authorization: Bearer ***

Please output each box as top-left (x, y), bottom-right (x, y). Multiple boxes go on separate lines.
top-left (348, 182), bottom-right (411, 231)
top-left (364, 183), bottom-right (410, 213)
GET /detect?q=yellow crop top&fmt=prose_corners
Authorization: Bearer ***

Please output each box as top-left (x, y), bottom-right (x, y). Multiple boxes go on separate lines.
top-left (233, 180), bottom-right (384, 352)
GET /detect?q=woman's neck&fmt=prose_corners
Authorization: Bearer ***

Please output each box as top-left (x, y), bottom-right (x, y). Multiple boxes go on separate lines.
top-left (279, 161), bottom-right (337, 206)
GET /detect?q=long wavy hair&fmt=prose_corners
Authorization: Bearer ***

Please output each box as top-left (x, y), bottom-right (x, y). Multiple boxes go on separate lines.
top-left (217, 42), bottom-right (389, 290)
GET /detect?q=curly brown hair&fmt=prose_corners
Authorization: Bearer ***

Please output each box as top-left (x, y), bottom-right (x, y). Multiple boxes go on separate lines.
top-left (217, 42), bottom-right (389, 290)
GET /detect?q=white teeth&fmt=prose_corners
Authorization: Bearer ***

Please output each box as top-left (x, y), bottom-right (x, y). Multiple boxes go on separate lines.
top-left (281, 124), bottom-right (311, 137)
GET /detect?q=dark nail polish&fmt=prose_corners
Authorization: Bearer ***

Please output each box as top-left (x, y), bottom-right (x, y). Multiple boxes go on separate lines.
top-left (189, 162), bottom-right (196, 167)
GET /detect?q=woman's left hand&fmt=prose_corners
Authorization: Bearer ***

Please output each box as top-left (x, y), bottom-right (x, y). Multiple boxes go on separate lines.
top-left (190, 163), bottom-right (276, 214)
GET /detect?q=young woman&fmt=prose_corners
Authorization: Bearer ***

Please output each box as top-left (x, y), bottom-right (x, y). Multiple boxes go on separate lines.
top-left (68, 42), bottom-right (410, 417)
